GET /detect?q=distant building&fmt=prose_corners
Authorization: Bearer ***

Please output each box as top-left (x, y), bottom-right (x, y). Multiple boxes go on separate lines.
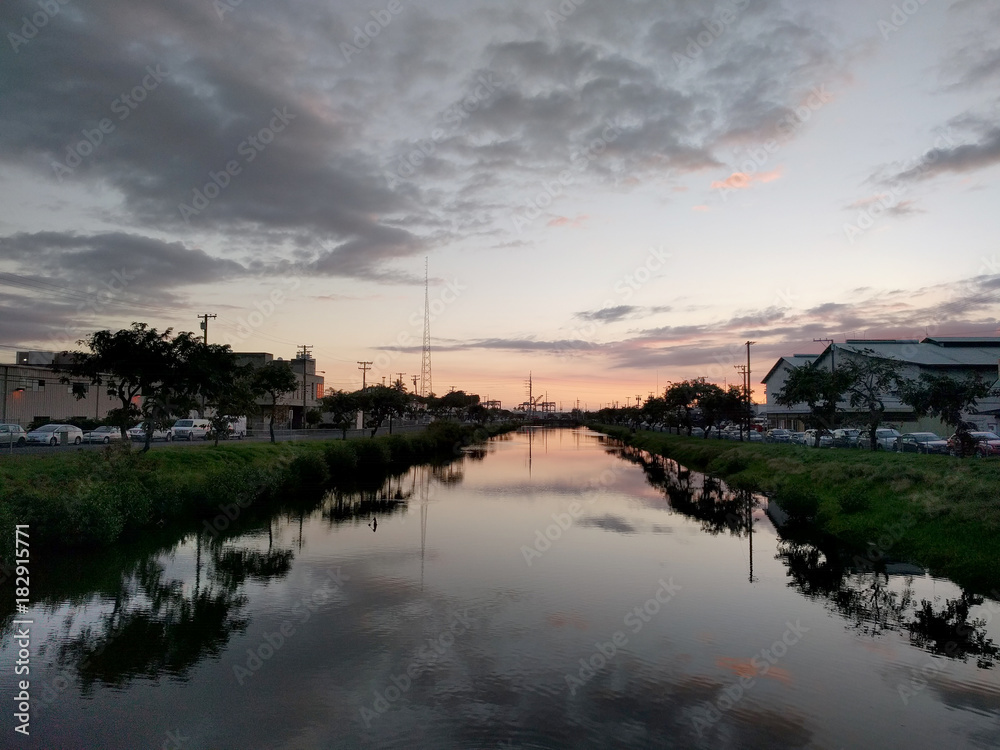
top-left (235, 352), bottom-right (325, 430)
top-left (1, 361), bottom-right (118, 427)
top-left (760, 354), bottom-right (819, 430)
top-left (762, 338), bottom-right (1000, 433)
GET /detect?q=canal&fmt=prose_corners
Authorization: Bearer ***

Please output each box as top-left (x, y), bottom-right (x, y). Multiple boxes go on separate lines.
top-left (1, 427), bottom-right (998, 748)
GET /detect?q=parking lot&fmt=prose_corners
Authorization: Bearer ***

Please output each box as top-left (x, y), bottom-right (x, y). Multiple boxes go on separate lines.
top-left (0, 423), bottom-right (428, 456)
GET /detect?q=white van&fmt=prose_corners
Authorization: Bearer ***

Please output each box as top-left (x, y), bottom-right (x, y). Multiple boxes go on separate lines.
top-left (212, 416), bottom-right (247, 440)
top-left (172, 418), bottom-right (212, 441)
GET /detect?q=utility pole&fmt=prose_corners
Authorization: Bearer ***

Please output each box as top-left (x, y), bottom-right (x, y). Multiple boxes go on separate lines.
top-left (745, 340), bottom-right (756, 437)
top-left (196, 313), bottom-right (218, 417)
top-left (298, 345), bottom-right (313, 429)
top-left (197, 313), bottom-right (217, 345)
top-left (357, 360), bottom-right (372, 432)
top-left (735, 365), bottom-right (748, 441)
top-left (395, 372), bottom-right (406, 389)
top-left (411, 375), bottom-right (419, 393)
top-left (814, 338), bottom-right (835, 371)
top-left (357, 361), bottom-right (372, 390)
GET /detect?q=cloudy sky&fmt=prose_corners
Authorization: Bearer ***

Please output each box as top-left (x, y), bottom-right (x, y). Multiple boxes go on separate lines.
top-left (2, 0), bottom-right (999, 408)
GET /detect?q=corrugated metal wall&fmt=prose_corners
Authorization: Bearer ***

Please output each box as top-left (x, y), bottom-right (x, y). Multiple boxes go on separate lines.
top-left (0, 365), bottom-right (118, 427)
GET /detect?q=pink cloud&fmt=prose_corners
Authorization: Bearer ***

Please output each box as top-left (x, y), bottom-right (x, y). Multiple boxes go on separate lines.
top-left (547, 214), bottom-right (589, 228)
top-left (710, 166), bottom-right (783, 191)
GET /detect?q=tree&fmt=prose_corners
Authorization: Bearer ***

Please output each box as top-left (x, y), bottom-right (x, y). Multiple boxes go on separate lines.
top-left (841, 351), bottom-right (906, 450)
top-left (252, 361), bottom-right (299, 443)
top-left (641, 396), bottom-right (669, 431)
top-left (59, 323), bottom-right (190, 449)
top-left (700, 384), bottom-right (749, 438)
top-left (358, 385), bottom-right (410, 437)
top-left (664, 381), bottom-right (701, 436)
top-left (900, 372), bottom-right (994, 457)
top-left (206, 374), bottom-right (258, 446)
top-left (774, 365), bottom-right (852, 447)
top-left (321, 389), bottom-right (360, 439)
top-left (695, 383), bottom-right (726, 438)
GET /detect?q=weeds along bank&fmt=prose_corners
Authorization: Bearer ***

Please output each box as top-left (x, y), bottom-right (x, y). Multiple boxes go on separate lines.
top-left (0, 422), bottom-right (517, 559)
top-left (593, 425), bottom-right (1000, 594)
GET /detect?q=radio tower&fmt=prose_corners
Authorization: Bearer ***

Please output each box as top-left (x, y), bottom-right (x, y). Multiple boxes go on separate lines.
top-left (420, 257), bottom-right (433, 397)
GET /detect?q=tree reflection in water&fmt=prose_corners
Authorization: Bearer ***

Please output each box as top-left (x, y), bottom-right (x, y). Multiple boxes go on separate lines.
top-left (615, 442), bottom-right (999, 669)
top-left (57, 553), bottom-right (251, 691)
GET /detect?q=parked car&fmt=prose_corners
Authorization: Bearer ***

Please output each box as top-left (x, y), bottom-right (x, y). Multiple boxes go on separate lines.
top-left (831, 428), bottom-right (861, 449)
top-left (948, 431), bottom-right (1000, 457)
top-left (803, 429), bottom-right (833, 448)
top-left (747, 430), bottom-right (763, 442)
top-left (82, 425), bottom-right (125, 444)
top-left (0, 424), bottom-right (27, 446)
top-left (765, 429), bottom-right (793, 443)
top-left (25, 424), bottom-right (83, 446)
top-left (208, 417), bottom-right (247, 440)
top-left (857, 428), bottom-right (901, 451)
top-left (171, 418), bottom-right (212, 441)
top-left (896, 432), bottom-right (949, 455)
top-left (128, 422), bottom-right (174, 442)
top-left (789, 432), bottom-right (808, 445)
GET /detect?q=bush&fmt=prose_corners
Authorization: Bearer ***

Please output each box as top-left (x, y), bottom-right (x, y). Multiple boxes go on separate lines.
top-left (284, 452), bottom-right (330, 493)
top-left (352, 439), bottom-right (392, 470)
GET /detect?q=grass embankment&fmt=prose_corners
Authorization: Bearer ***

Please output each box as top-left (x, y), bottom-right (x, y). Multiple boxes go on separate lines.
top-left (0, 422), bottom-right (516, 559)
top-left (595, 426), bottom-right (1000, 593)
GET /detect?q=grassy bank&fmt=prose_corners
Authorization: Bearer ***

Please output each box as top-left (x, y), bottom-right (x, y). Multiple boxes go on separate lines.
top-left (0, 421), bottom-right (516, 560)
top-left (594, 425), bottom-right (1000, 593)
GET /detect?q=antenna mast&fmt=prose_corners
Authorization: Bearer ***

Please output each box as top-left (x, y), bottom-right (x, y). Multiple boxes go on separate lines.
top-left (420, 257), bottom-right (433, 397)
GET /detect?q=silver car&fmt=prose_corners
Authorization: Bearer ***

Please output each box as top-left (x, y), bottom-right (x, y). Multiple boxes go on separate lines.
top-left (0, 424), bottom-right (27, 446)
top-left (82, 425), bottom-right (126, 444)
top-left (25, 424), bottom-right (84, 446)
top-left (128, 422), bottom-right (174, 442)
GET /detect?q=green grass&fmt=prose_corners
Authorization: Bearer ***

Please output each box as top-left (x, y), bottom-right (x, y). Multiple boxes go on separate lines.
top-left (0, 421), bottom-right (517, 560)
top-left (594, 425), bottom-right (1000, 594)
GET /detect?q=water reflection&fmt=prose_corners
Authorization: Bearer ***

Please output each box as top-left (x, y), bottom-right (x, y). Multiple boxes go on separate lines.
top-left (37, 468), bottom-right (456, 693)
top-left (616, 441), bottom-right (999, 669)
top-left (56, 552), bottom-right (250, 691)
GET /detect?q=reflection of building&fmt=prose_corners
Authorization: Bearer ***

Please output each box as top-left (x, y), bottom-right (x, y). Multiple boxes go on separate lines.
top-left (762, 338), bottom-right (1000, 432)
top-left (2, 353), bottom-right (116, 426)
top-left (235, 352), bottom-right (324, 429)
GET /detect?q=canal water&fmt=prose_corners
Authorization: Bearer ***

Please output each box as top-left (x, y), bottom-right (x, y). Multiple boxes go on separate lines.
top-left (2, 427), bottom-right (999, 748)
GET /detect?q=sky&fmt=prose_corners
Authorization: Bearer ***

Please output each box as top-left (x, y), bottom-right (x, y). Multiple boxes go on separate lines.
top-left (1, 0), bottom-right (999, 409)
